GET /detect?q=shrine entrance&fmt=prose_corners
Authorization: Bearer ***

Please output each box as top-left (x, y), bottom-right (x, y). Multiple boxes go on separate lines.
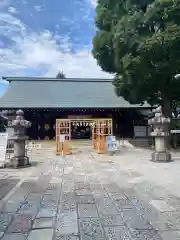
top-left (56, 118), bottom-right (112, 156)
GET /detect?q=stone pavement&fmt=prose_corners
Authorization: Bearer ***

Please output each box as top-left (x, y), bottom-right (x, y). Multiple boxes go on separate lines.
top-left (1, 146), bottom-right (180, 239)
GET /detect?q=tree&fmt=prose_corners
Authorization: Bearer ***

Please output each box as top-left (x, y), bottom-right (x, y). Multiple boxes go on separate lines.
top-left (56, 71), bottom-right (66, 79)
top-left (92, 0), bottom-right (180, 117)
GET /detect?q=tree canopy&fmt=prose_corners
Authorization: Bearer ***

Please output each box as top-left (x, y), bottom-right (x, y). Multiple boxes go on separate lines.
top-left (92, 0), bottom-right (180, 116)
top-left (56, 71), bottom-right (66, 79)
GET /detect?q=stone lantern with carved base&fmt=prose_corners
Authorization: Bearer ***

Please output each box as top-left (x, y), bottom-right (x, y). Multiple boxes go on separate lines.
top-left (10, 110), bottom-right (31, 168)
top-left (148, 106), bottom-right (171, 162)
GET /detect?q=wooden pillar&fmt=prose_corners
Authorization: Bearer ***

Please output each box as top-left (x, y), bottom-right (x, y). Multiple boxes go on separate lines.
top-left (56, 119), bottom-right (72, 156)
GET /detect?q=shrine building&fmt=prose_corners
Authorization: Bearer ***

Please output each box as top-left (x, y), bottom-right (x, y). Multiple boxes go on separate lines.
top-left (0, 77), bottom-right (151, 140)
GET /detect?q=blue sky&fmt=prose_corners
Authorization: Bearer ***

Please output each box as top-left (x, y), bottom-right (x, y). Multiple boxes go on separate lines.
top-left (0, 0), bottom-right (110, 96)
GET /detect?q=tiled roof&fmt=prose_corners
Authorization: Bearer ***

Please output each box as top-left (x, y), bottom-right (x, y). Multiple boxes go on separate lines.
top-left (0, 77), bottom-right (149, 108)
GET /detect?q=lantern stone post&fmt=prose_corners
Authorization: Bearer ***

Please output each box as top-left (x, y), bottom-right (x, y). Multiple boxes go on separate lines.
top-left (148, 106), bottom-right (171, 162)
top-left (10, 109), bottom-right (31, 168)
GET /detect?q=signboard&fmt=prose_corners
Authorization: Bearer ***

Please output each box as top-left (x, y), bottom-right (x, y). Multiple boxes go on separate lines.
top-left (59, 134), bottom-right (66, 142)
top-left (0, 133), bottom-right (8, 167)
top-left (106, 136), bottom-right (117, 152)
top-left (171, 130), bottom-right (180, 133)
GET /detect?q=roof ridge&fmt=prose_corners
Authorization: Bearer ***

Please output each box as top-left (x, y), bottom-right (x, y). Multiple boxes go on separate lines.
top-left (2, 77), bottom-right (113, 83)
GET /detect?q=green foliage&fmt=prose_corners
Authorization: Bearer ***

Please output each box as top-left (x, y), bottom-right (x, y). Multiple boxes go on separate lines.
top-left (56, 71), bottom-right (66, 79)
top-left (92, 0), bottom-right (180, 114)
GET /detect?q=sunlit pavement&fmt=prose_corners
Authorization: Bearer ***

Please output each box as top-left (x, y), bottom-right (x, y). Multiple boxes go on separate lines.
top-left (0, 146), bottom-right (180, 239)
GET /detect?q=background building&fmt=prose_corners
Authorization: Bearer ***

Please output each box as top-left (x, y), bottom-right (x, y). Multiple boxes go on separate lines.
top-left (0, 77), bottom-right (151, 140)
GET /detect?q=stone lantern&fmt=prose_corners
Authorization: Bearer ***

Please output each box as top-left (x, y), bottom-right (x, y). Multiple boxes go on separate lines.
top-left (148, 106), bottom-right (171, 162)
top-left (10, 109), bottom-right (31, 168)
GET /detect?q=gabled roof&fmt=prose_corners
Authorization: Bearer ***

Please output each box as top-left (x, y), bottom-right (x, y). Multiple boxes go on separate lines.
top-left (0, 77), bottom-right (149, 109)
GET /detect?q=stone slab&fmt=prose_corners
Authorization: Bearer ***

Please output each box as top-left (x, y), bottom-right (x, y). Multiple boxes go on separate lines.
top-left (78, 204), bottom-right (98, 218)
top-left (113, 198), bottom-right (134, 210)
top-left (36, 207), bottom-right (56, 218)
top-left (42, 193), bottom-right (58, 202)
top-left (103, 184), bottom-right (121, 193)
top-left (159, 230), bottom-right (180, 240)
top-left (74, 181), bottom-right (90, 190)
top-left (47, 182), bottom-right (61, 190)
top-left (56, 212), bottom-right (78, 235)
top-left (62, 184), bottom-right (74, 192)
top-left (89, 183), bottom-right (103, 190)
top-left (150, 199), bottom-right (175, 212)
top-left (1, 233), bottom-right (27, 240)
top-left (2, 200), bottom-right (21, 214)
top-left (104, 226), bottom-right (132, 240)
top-left (60, 192), bottom-right (76, 202)
top-left (128, 171), bottom-right (142, 178)
top-left (108, 192), bottom-right (127, 201)
top-left (132, 199), bottom-right (164, 224)
top-left (27, 228), bottom-right (53, 240)
top-left (100, 215), bottom-right (124, 226)
top-left (54, 236), bottom-right (79, 240)
top-left (121, 208), bottom-right (152, 231)
top-left (73, 175), bottom-right (86, 182)
top-left (0, 179), bottom-right (19, 200)
top-left (26, 193), bottom-right (42, 202)
top-left (6, 214), bottom-right (32, 233)
top-left (96, 198), bottom-right (119, 215)
top-left (18, 201), bottom-right (39, 216)
top-left (40, 200), bottom-right (58, 209)
top-left (59, 200), bottom-right (76, 213)
top-left (75, 195), bottom-right (95, 204)
top-left (33, 217), bottom-right (54, 229)
top-left (79, 218), bottom-right (105, 240)
top-left (0, 213), bottom-right (12, 232)
top-left (130, 229), bottom-right (162, 240)
top-left (92, 189), bottom-right (109, 199)
top-left (150, 219), bottom-right (175, 231)
top-left (161, 212), bottom-right (180, 230)
top-left (75, 189), bottom-right (92, 196)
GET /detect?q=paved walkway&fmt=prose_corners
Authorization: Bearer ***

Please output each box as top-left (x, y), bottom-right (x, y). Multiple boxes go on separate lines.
top-left (1, 146), bottom-right (180, 239)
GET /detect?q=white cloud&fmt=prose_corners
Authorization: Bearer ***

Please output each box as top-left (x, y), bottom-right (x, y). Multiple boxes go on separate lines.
top-left (8, 6), bottom-right (18, 14)
top-left (0, 12), bottom-right (112, 79)
top-left (34, 5), bottom-right (43, 12)
top-left (0, 79), bottom-right (8, 84)
top-left (88, 0), bottom-right (97, 8)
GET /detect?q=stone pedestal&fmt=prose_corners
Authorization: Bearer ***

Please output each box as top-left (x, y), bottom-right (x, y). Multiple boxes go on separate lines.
top-left (10, 137), bottom-right (30, 168)
top-left (151, 151), bottom-right (171, 162)
top-left (151, 135), bottom-right (171, 162)
top-left (155, 137), bottom-right (166, 152)
top-left (10, 156), bottom-right (29, 168)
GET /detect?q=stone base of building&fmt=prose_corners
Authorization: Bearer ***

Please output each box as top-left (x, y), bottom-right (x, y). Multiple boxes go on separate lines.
top-left (9, 156), bottom-right (30, 168)
top-left (151, 151), bottom-right (172, 163)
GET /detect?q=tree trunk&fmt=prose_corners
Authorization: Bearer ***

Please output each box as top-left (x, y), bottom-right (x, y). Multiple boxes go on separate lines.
top-left (162, 96), bottom-right (172, 149)
top-left (162, 97), bottom-right (172, 118)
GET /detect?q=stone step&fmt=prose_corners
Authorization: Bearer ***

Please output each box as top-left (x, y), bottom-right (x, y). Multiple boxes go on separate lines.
top-left (129, 138), bottom-right (152, 149)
